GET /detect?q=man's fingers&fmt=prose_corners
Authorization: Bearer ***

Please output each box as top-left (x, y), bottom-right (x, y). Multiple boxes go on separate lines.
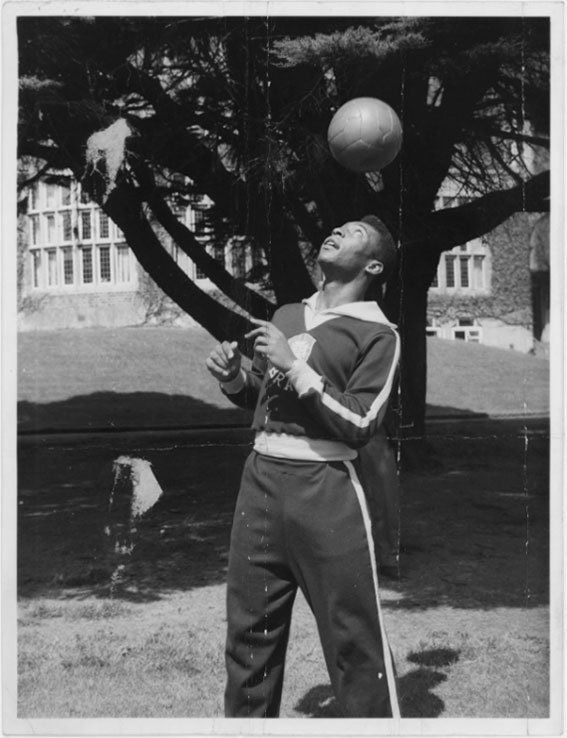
top-left (205, 357), bottom-right (224, 376)
top-left (221, 340), bottom-right (237, 361)
top-left (207, 356), bottom-right (238, 380)
top-left (249, 318), bottom-right (269, 327)
top-left (207, 355), bottom-right (226, 372)
top-left (211, 345), bottom-right (229, 366)
top-left (245, 327), bottom-right (265, 340)
top-left (254, 334), bottom-right (271, 353)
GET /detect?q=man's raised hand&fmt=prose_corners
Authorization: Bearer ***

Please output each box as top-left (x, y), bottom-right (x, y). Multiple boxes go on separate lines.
top-left (245, 319), bottom-right (296, 373)
top-left (205, 341), bottom-right (241, 382)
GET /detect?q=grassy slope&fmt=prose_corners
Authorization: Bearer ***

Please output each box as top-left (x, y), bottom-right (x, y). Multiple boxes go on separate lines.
top-left (18, 327), bottom-right (227, 403)
top-left (425, 336), bottom-right (549, 416)
top-left (17, 327), bottom-right (549, 431)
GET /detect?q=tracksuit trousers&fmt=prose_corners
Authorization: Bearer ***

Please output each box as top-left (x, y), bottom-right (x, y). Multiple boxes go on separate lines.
top-left (224, 451), bottom-right (400, 718)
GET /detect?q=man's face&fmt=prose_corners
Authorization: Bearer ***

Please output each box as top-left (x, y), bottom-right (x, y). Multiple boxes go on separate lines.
top-left (318, 221), bottom-right (382, 277)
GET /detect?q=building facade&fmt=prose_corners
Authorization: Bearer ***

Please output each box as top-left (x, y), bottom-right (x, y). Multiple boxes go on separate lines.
top-left (18, 177), bottom-right (253, 330)
top-left (426, 191), bottom-right (549, 354)
top-left (18, 176), bottom-right (549, 354)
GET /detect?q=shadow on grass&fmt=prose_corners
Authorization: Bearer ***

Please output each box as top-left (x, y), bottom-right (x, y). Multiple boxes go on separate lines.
top-left (18, 432), bottom-right (251, 601)
top-left (294, 651), bottom-right (455, 718)
top-left (383, 419), bottom-right (550, 610)
top-left (18, 391), bottom-right (250, 433)
top-left (18, 392), bottom-right (490, 435)
top-left (407, 647), bottom-right (460, 668)
top-left (18, 416), bottom-right (549, 610)
top-left (426, 404), bottom-right (488, 420)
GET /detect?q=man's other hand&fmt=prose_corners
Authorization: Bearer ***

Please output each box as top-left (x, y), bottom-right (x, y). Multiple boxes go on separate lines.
top-left (206, 341), bottom-right (242, 382)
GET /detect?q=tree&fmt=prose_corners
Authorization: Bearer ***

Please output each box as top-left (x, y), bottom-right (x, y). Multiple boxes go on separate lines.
top-left (17, 15), bottom-right (550, 464)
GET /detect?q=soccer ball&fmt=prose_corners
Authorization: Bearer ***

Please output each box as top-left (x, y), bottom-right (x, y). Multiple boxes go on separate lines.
top-left (327, 97), bottom-right (403, 173)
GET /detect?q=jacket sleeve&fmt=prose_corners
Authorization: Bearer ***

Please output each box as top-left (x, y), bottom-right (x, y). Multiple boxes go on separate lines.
top-left (286, 328), bottom-right (400, 446)
top-left (220, 353), bottom-right (266, 411)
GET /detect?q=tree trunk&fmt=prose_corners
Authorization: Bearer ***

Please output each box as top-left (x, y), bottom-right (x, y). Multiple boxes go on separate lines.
top-left (398, 282), bottom-right (430, 469)
top-left (383, 245), bottom-right (440, 470)
top-left (261, 198), bottom-right (316, 305)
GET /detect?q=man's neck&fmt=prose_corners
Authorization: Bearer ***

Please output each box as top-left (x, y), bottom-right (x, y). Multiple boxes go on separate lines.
top-left (316, 277), bottom-right (368, 310)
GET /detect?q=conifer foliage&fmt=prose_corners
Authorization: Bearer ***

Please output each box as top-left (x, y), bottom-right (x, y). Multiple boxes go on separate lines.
top-left (18, 16), bottom-right (550, 457)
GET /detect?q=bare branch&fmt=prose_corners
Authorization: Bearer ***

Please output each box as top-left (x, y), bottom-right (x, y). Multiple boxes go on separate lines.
top-left (414, 170), bottom-right (550, 254)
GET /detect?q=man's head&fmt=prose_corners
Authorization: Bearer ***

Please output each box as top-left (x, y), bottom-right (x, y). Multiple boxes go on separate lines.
top-left (317, 215), bottom-right (397, 285)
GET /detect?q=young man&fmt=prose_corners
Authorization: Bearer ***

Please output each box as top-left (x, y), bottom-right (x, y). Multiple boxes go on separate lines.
top-left (205, 215), bottom-right (401, 719)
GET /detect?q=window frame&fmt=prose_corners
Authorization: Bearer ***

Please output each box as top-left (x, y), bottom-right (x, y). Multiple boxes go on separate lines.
top-left (452, 325), bottom-right (482, 343)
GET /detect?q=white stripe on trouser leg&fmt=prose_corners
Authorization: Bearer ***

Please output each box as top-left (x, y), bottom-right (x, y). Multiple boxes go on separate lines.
top-left (343, 460), bottom-right (401, 720)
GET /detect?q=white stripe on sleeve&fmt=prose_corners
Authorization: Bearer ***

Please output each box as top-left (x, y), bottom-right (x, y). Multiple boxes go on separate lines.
top-left (286, 359), bottom-right (324, 397)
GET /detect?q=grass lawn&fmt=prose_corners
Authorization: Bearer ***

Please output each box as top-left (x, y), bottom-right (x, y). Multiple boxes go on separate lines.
top-left (17, 422), bottom-right (550, 719)
top-left (17, 326), bottom-right (549, 432)
top-left (15, 325), bottom-right (551, 720)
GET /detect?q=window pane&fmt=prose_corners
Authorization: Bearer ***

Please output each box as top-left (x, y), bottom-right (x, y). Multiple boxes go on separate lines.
top-left (47, 249), bottom-right (58, 286)
top-left (29, 185), bottom-right (38, 210)
top-left (194, 210), bottom-right (205, 238)
top-left (186, 206), bottom-right (196, 230)
top-left (473, 256), bottom-right (485, 289)
top-left (81, 211), bottom-right (92, 240)
top-left (62, 247), bottom-right (74, 285)
top-left (61, 211), bottom-right (73, 241)
top-left (194, 210), bottom-right (213, 243)
top-left (459, 256), bottom-right (469, 287)
top-left (445, 255), bottom-right (456, 288)
top-left (231, 246), bottom-right (245, 279)
top-left (45, 214), bottom-right (56, 244)
top-left (80, 187), bottom-right (91, 204)
top-left (116, 245), bottom-right (131, 283)
top-left (99, 246), bottom-right (111, 282)
top-left (31, 251), bottom-right (41, 288)
top-left (45, 183), bottom-right (58, 208)
top-left (30, 215), bottom-right (40, 246)
top-left (82, 248), bottom-right (93, 283)
top-left (98, 211), bottom-right (110, 239)
top-left (213, 245), bottom-right (224, 262)
top-left (61, 183), bottom-right (71, 206)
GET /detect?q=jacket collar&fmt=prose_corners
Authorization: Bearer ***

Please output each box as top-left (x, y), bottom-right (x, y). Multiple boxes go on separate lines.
top-left (302, 292), bottom-right (397, 328)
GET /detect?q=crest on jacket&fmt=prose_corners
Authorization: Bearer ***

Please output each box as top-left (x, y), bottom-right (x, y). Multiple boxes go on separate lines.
top-left (288, 333), bottom-right (316, 362)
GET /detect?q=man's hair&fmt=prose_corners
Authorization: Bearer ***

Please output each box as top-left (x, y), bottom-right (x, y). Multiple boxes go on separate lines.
top-left (360, 215), bottom-right (397, 283)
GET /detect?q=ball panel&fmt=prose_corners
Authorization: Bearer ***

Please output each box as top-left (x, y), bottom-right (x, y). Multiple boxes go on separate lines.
top-left (327, 96), bottom-right (402, 172)
top-left (327, 112), bottom-right (363, 148)
top-left (332, 139), bottom-right (380, 173)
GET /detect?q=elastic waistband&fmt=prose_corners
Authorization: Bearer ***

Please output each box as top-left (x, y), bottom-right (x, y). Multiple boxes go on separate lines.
top-left (253, 431), bottom-right (357, 462)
